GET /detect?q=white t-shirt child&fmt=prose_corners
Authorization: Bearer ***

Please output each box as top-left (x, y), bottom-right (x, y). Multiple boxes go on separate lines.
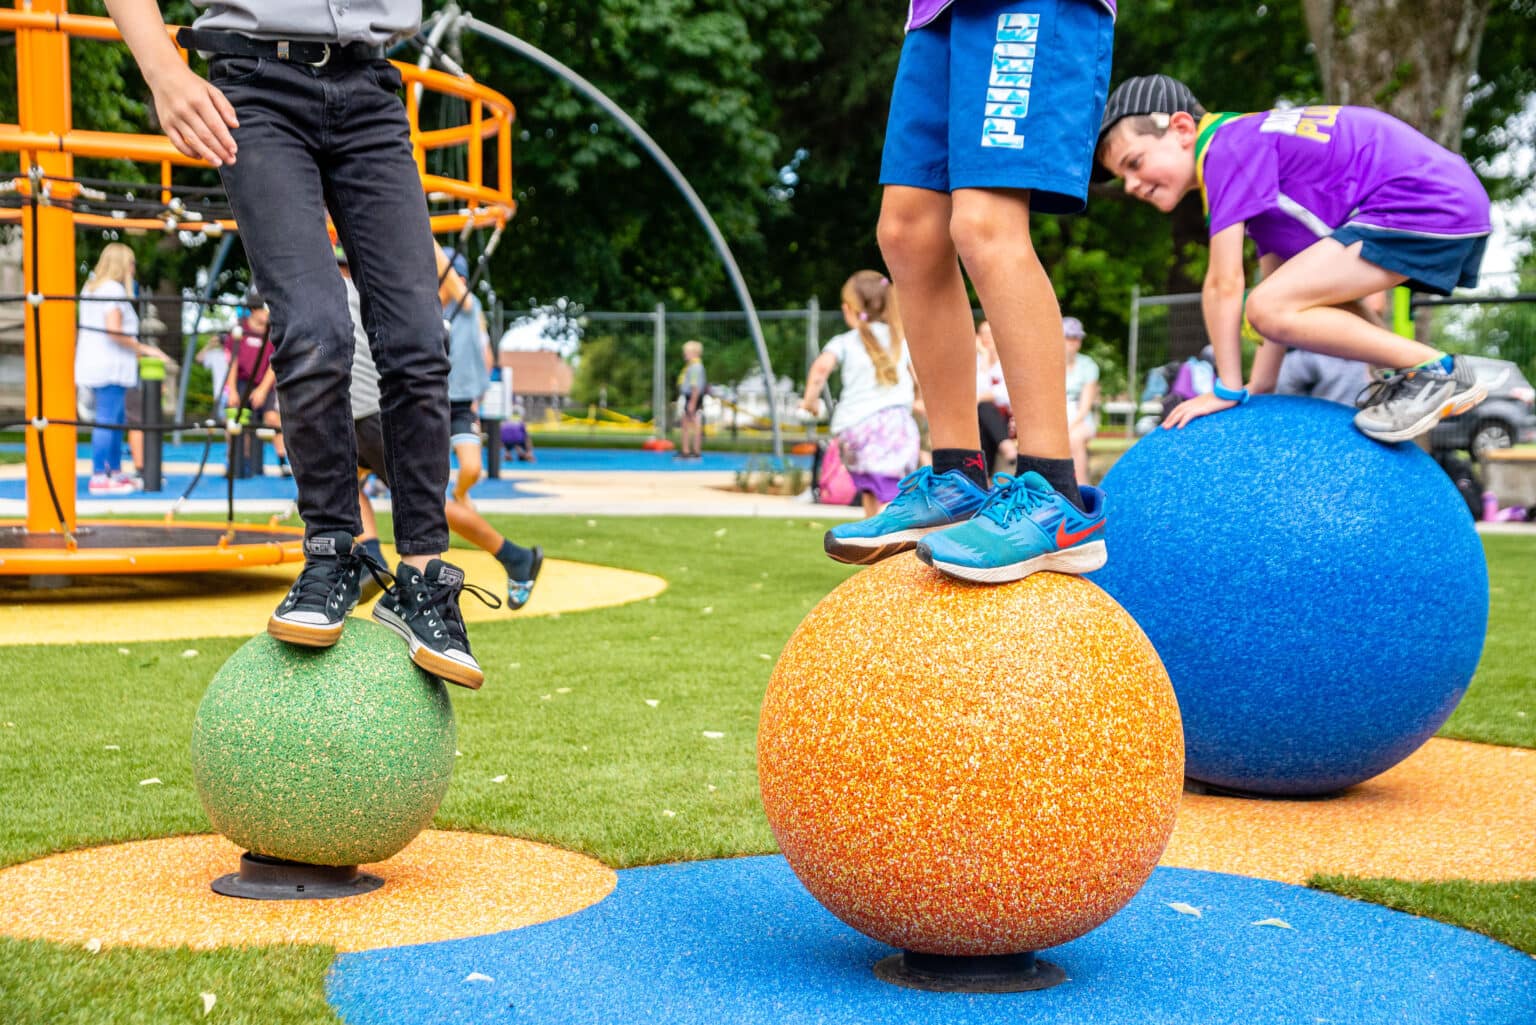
top-left (823, 322), bottom-right (915, 434)
top-left (74, 280), bottom-right (140, 389)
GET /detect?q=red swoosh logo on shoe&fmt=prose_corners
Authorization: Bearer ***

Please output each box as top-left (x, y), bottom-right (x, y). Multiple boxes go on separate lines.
top-left (1055, 519), bottom-right (1105, 547)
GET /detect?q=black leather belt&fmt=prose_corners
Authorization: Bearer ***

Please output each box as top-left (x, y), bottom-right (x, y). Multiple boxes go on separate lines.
top-left (176, 28), bottom-right (383, 67)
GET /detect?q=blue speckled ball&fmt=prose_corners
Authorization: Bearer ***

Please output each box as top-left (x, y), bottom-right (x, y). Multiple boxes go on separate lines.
top-left (1091, 396), bottom-right (1486, 796)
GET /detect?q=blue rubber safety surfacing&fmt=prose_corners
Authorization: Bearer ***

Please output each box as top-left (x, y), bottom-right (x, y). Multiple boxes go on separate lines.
top-left (327, 857), bottom-right (1536, 1025)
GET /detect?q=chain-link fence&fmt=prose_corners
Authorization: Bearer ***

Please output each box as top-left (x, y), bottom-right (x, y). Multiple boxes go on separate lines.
top-left (1124, 288), bottom-right (1536, 436)
top-left (575, 304), bottom-right (848, 435)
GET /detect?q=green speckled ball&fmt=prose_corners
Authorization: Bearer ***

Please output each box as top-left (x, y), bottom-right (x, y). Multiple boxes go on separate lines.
top-left (191, 621), bottom-right (456, 866)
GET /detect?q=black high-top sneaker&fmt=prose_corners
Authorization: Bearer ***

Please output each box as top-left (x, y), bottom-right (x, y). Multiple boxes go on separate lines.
top-left (372, 558), bottom-right (500, 689)
top-left (268, 529), bottom-right (365, 647)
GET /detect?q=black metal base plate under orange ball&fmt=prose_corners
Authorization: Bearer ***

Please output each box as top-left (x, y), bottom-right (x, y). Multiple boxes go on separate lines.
top-left (211, 853), bottom-right (384, 901)
top-left (873, 951), bottom-right (1066, 993)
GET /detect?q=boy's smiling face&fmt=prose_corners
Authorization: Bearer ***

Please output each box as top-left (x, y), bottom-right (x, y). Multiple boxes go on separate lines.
top-left (1100, 111), bottom-right (1200, 213)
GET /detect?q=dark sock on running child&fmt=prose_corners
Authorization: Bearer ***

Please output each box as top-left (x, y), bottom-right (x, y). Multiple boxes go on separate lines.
top-left (1015, 454), bottom-right (1085, 512)
top-left (933, 448), bottom-right (991, 490)
top-left (360, 536), bottom-right (385, 564)
top-left (495, 539), bottom-right (533, 579)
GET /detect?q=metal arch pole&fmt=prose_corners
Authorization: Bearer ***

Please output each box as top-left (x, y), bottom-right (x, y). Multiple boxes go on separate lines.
top-left (458, 16), bottom-right (784, 462)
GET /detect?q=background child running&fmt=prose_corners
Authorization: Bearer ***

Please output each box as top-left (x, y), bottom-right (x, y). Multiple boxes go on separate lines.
top-left (800, 271), bottom-right (920, 527)
top-left (339, 252), bottom-right (543, 612)
top-left (1095, 75), bottom-right (1494, 441)
top-left (823, 0), bottom-right (1115, 584)
top-left (438, 245), bottom-right (491, 507)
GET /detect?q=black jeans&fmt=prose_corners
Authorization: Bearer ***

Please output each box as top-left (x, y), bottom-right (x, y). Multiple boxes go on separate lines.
top-left (212, 55), bottom-right (450, 555)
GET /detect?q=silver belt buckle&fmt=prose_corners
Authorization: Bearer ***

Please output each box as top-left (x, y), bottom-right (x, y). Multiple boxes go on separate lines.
top-left (275, 40), bottom-right (331, 66)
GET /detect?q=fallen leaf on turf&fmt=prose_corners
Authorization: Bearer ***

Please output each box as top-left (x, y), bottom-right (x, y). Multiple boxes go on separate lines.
top-left (103, 744), bottom-right (120, 751)
top-left (645, 699), bottom-right (660, 708)
top-left (465, 972), bottom-right (494, 983)
top-left (701, 606), bottom-right (714, 614)
top-left (118, 648), bottom-right (131, 655)
top-left (661, 809), bottom-right (676, 817)
top-left (84, 938), bottom-right (102, 953)
top-left (556, 687), bottom-right (571, 694)
top-left (200, 993), bottom-right (216, 1016)
top-left (1168, 903), bottom-right (1202, 918)
top-left (757, 653), bottom-right (771, 660)
top-left (491, 775), bottom-right (507, 783)
top-left (182, 650), bottom-right (199, 658)
top-left (702, 731), bottom-right (724, 740)
top-left (139, 778), bottom-right (162, 786)
top-left (713, 528), bottom-right (727, 537)
top-left (585, 519), bottom-right (597, 528)
top-left (1252, 918), bottom-right (1293, 929)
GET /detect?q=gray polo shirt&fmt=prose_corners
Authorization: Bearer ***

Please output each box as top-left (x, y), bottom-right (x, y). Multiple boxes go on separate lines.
top-left (192, 0), bottom-right (421, 46)
top-left (1275, 349), bottom-right (1372, 408)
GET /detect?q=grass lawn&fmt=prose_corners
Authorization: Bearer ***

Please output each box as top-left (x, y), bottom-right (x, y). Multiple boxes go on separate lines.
top-left (0, 520), bottom-right (1531, 1024)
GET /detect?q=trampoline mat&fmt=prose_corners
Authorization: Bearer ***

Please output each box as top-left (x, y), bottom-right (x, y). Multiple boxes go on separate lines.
top-left (0, 522), bottom-right (299, 550)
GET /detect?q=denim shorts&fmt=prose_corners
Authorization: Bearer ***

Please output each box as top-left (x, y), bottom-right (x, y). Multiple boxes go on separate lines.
top-left (880, 0), bottom-right (1114, 213)
top-left (449, 400), bottom-right (481, 445)
top-left (1331, 223), bottom-right (1488, 296)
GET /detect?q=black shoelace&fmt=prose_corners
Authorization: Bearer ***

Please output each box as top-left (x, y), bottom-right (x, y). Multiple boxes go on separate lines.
top-left (286, 556), bottom-right (351, 611)
top-left (413, 577), bottom-right (501, 649)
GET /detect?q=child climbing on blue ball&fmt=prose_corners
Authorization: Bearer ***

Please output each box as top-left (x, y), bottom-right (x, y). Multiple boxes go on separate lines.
top-left (1095, 75), bottom-right (1495, 442)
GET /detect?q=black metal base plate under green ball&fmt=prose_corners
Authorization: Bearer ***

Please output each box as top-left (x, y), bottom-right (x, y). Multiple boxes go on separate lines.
top-left (211, 853), bottom-right (385, 901)
top-left (873, 951), bottom-right (1066, 993)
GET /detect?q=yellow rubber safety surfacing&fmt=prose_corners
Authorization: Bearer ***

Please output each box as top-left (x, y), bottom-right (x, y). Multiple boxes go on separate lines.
top-left (0, 831), bottom-right (615, 952)
top-left (0, 549), bottom-right (666, 646)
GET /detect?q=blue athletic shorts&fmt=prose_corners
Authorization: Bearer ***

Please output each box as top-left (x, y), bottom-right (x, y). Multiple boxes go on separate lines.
top-left (880, 0), bottom-right (1114, 214)
top-left (1330, 224), bottom-right (1488, 296)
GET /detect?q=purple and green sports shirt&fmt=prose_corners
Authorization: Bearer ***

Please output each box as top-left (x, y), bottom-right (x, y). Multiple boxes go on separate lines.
top-left (1197, 106), bottom-right (1491, 260)
top-left (907, 0), bottom-right (1116, 31)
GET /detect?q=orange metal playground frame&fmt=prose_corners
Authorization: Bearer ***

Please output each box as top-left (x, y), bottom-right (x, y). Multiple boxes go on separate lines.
top-left (0, 1), bottom-right (517, 574)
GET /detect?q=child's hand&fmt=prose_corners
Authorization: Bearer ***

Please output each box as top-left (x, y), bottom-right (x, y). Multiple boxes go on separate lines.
top-left (149, 63), bottom-right (239, 166)
top-left (1161, 393), bottom-right (1237, 430)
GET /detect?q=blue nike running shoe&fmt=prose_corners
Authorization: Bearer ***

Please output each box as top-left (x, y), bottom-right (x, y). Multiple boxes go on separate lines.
top-left (823, 466), bottom-right (991, 565)
top-left (915, 472), bottom-right (1106, 583)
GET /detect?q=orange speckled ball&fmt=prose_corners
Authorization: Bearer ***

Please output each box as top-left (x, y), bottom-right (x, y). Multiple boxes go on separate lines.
top-left (758, 555), bottom-right (1184, 956)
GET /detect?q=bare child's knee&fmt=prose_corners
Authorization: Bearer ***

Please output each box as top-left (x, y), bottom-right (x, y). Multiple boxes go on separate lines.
top-left (948, 201), bottom-right (1035, 275)
top-left (1243, 285), bottom-right (1290, 342)
top-left (877, 196), bottom-right (951, 273)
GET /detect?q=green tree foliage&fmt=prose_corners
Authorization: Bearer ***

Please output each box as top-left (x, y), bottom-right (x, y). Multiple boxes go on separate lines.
top-left (454, 0), bottom-right (824, 313)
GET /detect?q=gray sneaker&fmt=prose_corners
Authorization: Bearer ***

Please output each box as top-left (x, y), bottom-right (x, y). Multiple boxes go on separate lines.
top-left (1353, 356), bottom-right (1489, 443)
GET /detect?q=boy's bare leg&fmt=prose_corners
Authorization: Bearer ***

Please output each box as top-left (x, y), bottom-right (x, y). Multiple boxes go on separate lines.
top-left (357, 477), bottom-right (379, 541)
top-left (878, 186), bottom-right (979, 452)
top-left (445, 499), bottom-right (505, 554)
top-left (1246, 240), bottom-right (1435, 367)
top-left (451, 439), bottom-right (482, 505)
top-left (951, 188), bottom-right (1070, 462)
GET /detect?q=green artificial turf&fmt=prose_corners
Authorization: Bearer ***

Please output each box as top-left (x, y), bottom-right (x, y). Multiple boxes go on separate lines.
top-left (1441, 534), bottom-right (1536, 747)
top-left (0, 939), bottom-right (342, 1025)
top-left (0, 519), bottom-right (1530, 1024)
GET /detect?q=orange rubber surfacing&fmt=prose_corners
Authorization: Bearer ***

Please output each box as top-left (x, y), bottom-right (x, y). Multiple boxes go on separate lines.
top-left (1162, 736), bottom-right (1536, 884)
top-left (0, 831), bottom-right (614, 952)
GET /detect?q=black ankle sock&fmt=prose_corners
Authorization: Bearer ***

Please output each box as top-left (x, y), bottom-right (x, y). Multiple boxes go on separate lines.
top-left (360, 536), bottom-right (384, 562)
top-left (496, 539), bottom-right (533, 579)
top-left (1014, 454), bottom-right (1084, 511)
top-left (933, 448), bottom-right (990, 489)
